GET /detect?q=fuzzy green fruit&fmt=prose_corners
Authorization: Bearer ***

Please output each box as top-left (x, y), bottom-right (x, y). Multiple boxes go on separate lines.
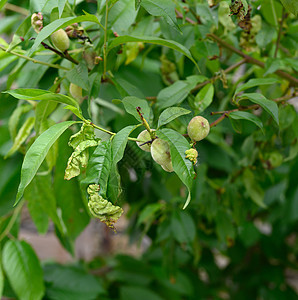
top-left (187, 116), bottom-right (210, 142)
top-left (69, 83), bottom-right (83, 101)
top-left (51, 29), bottom-right (70, 52)
top-left (151, 139), bottom-right (173, 172)
top-left (136, 130), bottom-right (153, 152)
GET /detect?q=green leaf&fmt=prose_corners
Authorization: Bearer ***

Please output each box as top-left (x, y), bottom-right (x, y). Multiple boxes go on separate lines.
top-left (5, 116), bottom-right (35, 159)
top-left (7, 16), bottom-right (31, 51)
top-left (0, 0), bottom-right (8, 10)
top-left (66, 62), bottom-right (89, 90)
top-left (25, 173), bottom-right (63, 234)
top-left (120, 286), bottom-right (163, 300)
top-left (171, 210), bottom-right (196, 245)
top-left (243, 168), bottom-right (266, 208)
top-left (158, 107), bottom-right (191, 128)
top-left (8, 104), bottom-right (32, 139)
top-left (43, 264), bottom-right (105, 300)
top-left (122, 96), bottom-right (151, 122)
top-left (238, 93), bottom-right (279, 125)
top-left (58, 0), bottom-right (67, 17)
top-left (280, 0), bottom-right (298, 15)
top-left (63, 105), bottom-right (85, 121)
top-left (108, 35), bottom-right (198, 69)
top-left (35, 100), bottom-right (58, 136)
top-left (15, 121), bottom-right (79, 206)
top-left (157, 128), bottom-right (195, 209)
top-left (2, 240), bottom-right (45, 300)
top-left (234, 78), bottom-right (280, 96)
top-left (194, 83), bottom-right (214, 113)
top-left (157, 75), bottom-right (204, 110)
top-left (28, 13), bottom-right (102, 55)
top-left (82, 141), bottom-right (112, 198)
top-left (112, 125), bottom-right (135, 163)
top-left (5, 89), bottom-right (80, 110)
top-left (141, 0), bottom-right (180, 33)
top-left (228, 111), bottom-right (264, 133)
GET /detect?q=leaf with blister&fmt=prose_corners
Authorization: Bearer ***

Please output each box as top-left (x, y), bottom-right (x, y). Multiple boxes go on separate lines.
top-left (194, 83), bottom-right (214, 113)
top-left (65, 139), bottom-right (99, 180)
top-left (5, 116), bottom-right (35, 159)
top-left (5, 89), bottom-right (80, 110)
top-left (82, 141), bottom-right (112, 198)
top-left (2, 240), bottom-right (45, 300)
top-left (8, 104), bottom-right (32, 139)
top-left (68, 122), bottom-right (96, 149)
top-left (15, 121), bottom-right (80, 206)
top-left (228, 111), bottom-right (264, 133)
top-left (122, 96), bottom-right (151, 123)
top-left (238, 93), bottom-right (279, 125)
top-left (157, 107), bottom-right (191, 128)
top-left (157, 128), bottom-right (195, 209)
top-left (87, 184), bottom-right (123, 228)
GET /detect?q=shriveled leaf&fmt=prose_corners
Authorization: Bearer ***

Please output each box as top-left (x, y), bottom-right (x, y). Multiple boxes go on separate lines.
top-left (194, 83), bottom-right (214, 113)
top-left (5, 116), bottom-right (35, 159)
top-left (87, 184), bottom-right (123, 228)
top-left (65, 140), bottom-right (99, 180)
top-left (234, 78), bottom-right (280, 96)
top-left (15, 121), bottom-right (79, 206)
top-left (108, 35), bottom-right (198, 69)
top-left (229, 111), bottom-right (264, 133)
top-left (68, 122), bottom-right (96, 149)
top-left (238, 93), bottom-right (279, 125)
top-left (5, 89), bottom-right (80, 110)
top-left (2, 240), bottom-right (45, 300)
top-left (158, 107), bottom-right (191, 128)
top-left (157, 128), bottom-right (195, 209)
top-left (122, 96), bottom-right (151, 122)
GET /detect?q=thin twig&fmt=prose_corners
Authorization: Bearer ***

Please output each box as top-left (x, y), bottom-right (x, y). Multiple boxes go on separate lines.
top-left (175, 9), bottom-right (197, 25)
top-left (4, 3), bottom-right (29, 16)
top-left (0, 45), bottom-right (70, 70)
top-left (274, 7), bottom-right (287, 58)
top-left (207, 33), bottom-right (298, 87)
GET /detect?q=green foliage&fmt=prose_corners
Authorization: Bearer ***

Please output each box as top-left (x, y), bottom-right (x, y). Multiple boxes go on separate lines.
top-left (0, 0), bottom-right (297, 299)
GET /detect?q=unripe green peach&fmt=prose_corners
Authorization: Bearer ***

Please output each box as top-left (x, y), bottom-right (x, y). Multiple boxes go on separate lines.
top-left (187, 116), bottom-right (210, 142)
top-left (69, 83), bottom-right (83, 101)
top-left (161, 160), bottom-right (174, 172)
top-left (136, 130), bottom-right (153, 152)
top-left (51, 29), bottom-right (70, 52)
top-left (151, 138), bottom-right (172, 169)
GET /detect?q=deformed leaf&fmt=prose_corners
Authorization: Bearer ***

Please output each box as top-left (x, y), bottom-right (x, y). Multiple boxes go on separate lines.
top-left (238, 93), bottom-right (279, 125)
top-left (15, 121), bottom-right (79, 206)
top-left (5, 116), bottom-right (35, 159)
top-left (68, 122), bottom-right (96, 149)
top-left (65, 140), bottom-right (99, 180)
top-left (87, 184), bottom-right (123, 229)
top-left (158, 107), bottom-right (191, 128)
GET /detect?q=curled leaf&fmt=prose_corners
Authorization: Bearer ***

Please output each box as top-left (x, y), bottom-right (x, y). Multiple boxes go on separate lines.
top-left (87, 184), bottom-right (123, 229)
top-left (68, 122), bottom-right (96, 149)
top-left (64, 140), bottom-right (99, 180)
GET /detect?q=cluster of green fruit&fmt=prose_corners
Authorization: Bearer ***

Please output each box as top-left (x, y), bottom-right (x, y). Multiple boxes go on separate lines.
top-left (136, 116), bottom-right (210, 172)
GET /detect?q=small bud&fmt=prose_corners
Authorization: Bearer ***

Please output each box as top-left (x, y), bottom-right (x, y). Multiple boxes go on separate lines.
top-left (51, 29), bottom-right (70, 52)
top-left (185, 148), bottom-right (198, 165)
